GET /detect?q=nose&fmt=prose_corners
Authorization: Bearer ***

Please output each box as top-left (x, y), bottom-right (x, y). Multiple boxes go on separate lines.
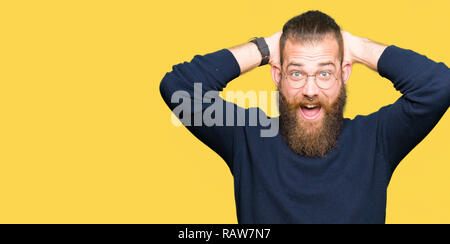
top-left (302, 76), bottom-right (320, 99)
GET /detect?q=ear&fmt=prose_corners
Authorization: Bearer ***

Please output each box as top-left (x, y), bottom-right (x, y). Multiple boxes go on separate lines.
top-left (341, 61), bottom-right (352, 85)
top-left (271, 63), bottom-right (282, 87)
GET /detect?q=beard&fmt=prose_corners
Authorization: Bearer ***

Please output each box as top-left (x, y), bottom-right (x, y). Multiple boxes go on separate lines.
top-left (278, 82), bottom-right (346, 158)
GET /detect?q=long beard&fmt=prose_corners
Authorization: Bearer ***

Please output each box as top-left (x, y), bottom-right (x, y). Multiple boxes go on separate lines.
top-left (278, 84), bottom-right (346, 158)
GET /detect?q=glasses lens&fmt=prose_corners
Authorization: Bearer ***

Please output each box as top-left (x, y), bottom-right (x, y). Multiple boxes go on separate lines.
top-left (285, 72), bottom-right (336, 89)
top-left (317, 78), bottom-right (335, 89)
top-left (289, 79), bottom-right (305, 88)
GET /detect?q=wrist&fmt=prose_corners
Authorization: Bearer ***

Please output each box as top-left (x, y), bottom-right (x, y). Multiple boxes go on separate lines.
top-left (265, 37), bottom-right (274, 64)
top-left (265, 31), bottom-right (282, 65)
top-left (348, 35), bottom-right (365, 64)
top-left (355, 37), bottom-right (372, 63)
top-left (354, 37), bottom-right (387, 71)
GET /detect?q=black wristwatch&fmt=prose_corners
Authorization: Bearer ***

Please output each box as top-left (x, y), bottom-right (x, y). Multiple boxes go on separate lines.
top-left (250, 37), bottom-right (270, 66)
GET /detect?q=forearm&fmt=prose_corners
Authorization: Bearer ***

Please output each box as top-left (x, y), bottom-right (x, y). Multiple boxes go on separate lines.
top-left (229, 31), bottom-right (281, 74)
top-left (346, 31), bottom-right (448, 101)
top-left (228, 42), bottom-right (261, 74)
top-left (161, 31), bottom-right (281, 106)
top-left (355, 38), bottom-right (387, 71)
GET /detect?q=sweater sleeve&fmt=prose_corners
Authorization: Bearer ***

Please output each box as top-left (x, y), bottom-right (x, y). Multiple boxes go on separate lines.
top-left (375, 45), bottom-right (450, 173)
top-left (159, 49), bottom-right (243, 172)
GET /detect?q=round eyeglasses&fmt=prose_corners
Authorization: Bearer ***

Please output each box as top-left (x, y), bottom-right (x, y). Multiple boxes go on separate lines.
top-left (284, 70), bottom-right (338, 89)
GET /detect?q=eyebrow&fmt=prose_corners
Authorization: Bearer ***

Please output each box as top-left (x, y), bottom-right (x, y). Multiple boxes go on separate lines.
top-left (287, 61), bottom-right (336, 68)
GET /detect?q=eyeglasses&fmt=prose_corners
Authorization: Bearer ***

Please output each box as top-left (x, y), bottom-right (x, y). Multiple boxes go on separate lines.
top-left (284, 70), bottom-right (338, 89)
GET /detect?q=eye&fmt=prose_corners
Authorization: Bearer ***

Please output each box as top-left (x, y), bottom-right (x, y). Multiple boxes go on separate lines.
top-left (291, 72), bottom-right (302, 78)
top-left (319, 71), bottom-right (330, 77)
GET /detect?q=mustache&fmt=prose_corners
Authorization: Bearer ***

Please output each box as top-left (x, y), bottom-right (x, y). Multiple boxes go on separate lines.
top-left (287, 95), bottom-right (326, 111)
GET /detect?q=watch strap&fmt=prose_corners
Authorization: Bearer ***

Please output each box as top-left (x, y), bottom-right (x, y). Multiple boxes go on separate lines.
top-left (250, 37), bottom-right (270, 66)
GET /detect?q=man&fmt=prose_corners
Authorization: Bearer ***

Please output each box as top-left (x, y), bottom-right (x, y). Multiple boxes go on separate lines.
top-left (160, 11), bottom-right (449, 224)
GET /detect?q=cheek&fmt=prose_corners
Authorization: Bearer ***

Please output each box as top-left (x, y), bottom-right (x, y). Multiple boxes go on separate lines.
top-left (280, 81), bottom-right (299, 100)
top-left (322, 85), bottom-right (342, 106)
top-left (287, 89), bottom-right (300, 100)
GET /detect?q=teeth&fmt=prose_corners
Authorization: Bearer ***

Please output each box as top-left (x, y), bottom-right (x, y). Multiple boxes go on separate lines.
top-left (305, 105), bottom-right (317, 108)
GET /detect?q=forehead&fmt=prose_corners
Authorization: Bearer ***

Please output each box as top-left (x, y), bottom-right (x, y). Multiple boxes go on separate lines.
top-left (283, 36), bottom-right (340, 68)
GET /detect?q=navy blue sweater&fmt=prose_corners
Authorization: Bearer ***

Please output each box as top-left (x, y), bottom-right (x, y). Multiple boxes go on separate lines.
top-left (160, 46), bottom-right (450, 224)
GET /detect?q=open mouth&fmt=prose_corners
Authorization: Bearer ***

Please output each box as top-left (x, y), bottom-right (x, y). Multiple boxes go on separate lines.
top-left (299, 105), bottom-right (322, 120)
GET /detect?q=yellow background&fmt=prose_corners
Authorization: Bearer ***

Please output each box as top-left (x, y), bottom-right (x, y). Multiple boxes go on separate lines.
top-left (0, 0), bottom-right (449, 224)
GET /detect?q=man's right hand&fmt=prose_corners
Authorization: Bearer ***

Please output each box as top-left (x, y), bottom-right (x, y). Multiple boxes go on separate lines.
top-left (266, 31), bottom-right (282, 67)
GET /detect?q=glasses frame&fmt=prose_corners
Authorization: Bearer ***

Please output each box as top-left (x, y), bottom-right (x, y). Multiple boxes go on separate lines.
top-left (283, 69), bottom-right (339, 90)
